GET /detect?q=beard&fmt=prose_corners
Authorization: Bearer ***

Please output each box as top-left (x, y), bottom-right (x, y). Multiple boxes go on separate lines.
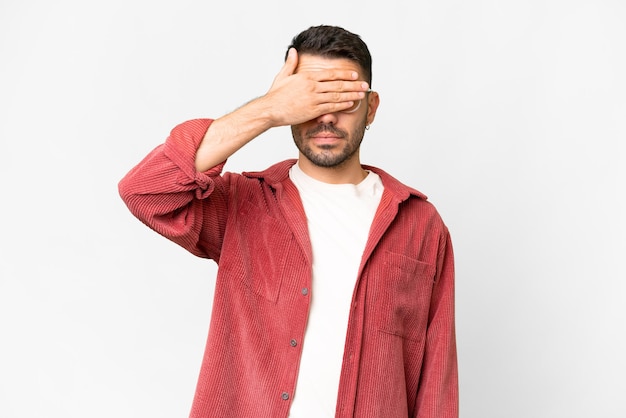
top-left (291, 117), bottom-right (367, 168)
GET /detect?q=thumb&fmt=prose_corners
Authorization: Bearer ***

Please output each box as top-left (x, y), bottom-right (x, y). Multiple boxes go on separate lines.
top-left (276, 47), bottom-right (299, 80)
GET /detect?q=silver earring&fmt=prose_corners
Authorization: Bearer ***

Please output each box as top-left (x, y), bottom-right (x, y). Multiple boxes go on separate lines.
top-left (365, 125), bottom-right (370, 130)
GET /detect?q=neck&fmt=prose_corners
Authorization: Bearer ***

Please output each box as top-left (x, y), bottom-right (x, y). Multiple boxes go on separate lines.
top-left (297, 154), bottom-right (367, 185)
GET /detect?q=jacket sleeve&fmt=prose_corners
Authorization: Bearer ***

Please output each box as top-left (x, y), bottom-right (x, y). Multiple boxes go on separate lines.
top-left (415, 228), bottom-right (459, 418)
top-left (118, 118), bottom-right (228, 261)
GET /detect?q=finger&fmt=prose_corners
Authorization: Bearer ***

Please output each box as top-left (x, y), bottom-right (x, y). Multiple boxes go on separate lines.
top-left (308, 69), bottom-right (360, 83)
top-left (316, 80), bottom-right (370, 93)
top-left (313, 100), bottom-right (360, 115)
top-left (318, 91), bottom-right (367, 105)
top-left (276, 48), bottom-right (299, 80)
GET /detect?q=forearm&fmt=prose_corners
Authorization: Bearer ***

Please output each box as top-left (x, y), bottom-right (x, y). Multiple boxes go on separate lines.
top-left (194, 97), bottom-right (275, 172)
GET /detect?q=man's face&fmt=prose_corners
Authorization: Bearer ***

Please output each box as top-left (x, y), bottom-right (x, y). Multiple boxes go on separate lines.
top-left (291, 54), bottom-right (375, 168)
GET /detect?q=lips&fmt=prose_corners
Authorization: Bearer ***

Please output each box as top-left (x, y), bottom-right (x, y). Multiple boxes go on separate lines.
top-left (312, 132), bottom-right (340, 138)
top-left (305, 125), bottom-right (346, 141)
top-left (309, 135), bottom-right (342, 147)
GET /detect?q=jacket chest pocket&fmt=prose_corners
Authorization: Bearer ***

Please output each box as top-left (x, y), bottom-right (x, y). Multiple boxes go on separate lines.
top-left (226, 200), bottom-right (293, 303)
top-left (368, 251), bottom-right (436, 340)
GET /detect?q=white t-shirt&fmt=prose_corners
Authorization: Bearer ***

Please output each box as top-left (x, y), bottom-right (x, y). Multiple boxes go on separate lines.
top-left (288, 162), bottom-right (384, 417)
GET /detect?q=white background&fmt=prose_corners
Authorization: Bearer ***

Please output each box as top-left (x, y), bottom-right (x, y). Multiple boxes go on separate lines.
top-left (1, 1), bottom-right (624, 417)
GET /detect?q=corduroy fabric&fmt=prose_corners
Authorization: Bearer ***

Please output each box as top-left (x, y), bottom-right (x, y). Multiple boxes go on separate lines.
top-left (119, 119), bottom-right (458, 418)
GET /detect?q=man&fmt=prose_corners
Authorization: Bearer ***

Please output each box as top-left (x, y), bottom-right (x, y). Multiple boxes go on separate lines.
top-left (119, 25), bottom-right (458, 417)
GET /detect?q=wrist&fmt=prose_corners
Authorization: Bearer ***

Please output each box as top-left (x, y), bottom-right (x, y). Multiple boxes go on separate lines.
top-left (247, 94), bottom-right (282, 129)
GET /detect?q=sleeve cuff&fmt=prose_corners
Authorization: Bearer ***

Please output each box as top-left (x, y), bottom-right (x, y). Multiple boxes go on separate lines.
top-left (162, 118), bottom-right (227, 196)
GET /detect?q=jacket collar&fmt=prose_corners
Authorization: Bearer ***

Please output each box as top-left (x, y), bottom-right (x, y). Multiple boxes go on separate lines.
top-left (242, 159), bottom-right (428, 202)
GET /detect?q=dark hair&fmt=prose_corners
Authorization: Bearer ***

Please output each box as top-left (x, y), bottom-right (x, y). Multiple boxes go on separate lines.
top-left (286, 25), bottom-right (372, 86)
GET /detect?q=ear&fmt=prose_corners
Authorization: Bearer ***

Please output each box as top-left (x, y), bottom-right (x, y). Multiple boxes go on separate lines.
top-left (366, 91), bottom-right (380, 126)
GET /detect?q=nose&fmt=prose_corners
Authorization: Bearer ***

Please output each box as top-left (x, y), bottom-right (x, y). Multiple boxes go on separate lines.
top-left (315, 111), bottom-right (339, 125)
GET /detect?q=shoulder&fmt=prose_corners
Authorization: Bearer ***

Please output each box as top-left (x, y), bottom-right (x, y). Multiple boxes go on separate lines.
top-left (242, 159), bottom-right (297, 183)
top-left (364, 164), bottom-right (428, 201)
top-left (366, 165), bottom-right (449, 230)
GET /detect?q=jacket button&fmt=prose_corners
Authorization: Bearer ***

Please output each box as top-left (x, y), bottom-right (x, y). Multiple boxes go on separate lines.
top-left (281, 392), bottom-right (290, 400)
top-left (290, 339), bottom-right (297, 347)
top-left (301, 287), bottom-right (309, 296)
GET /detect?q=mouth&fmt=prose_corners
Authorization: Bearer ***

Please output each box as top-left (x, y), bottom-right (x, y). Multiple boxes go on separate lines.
top-left (308, 134), bottom-right (343, 146)
top-left (305, 125), bottom-right (346, 146)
